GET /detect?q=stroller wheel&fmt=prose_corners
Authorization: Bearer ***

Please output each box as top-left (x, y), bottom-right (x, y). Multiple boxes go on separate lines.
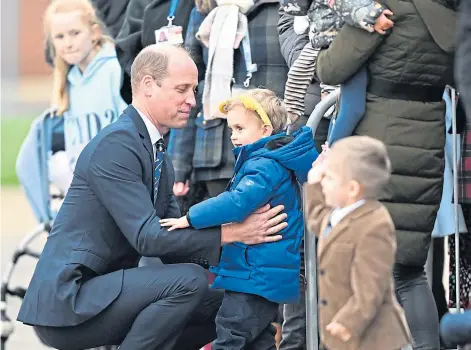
top-left (1, 305), bottom-right (15, 342)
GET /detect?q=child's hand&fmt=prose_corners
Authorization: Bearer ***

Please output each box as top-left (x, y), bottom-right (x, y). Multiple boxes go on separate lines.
top-left (308, 161), bottom-right (325, 184)
top-left (326, 321), bottom-right (352, 342)
top-left (374, 10), bottom-right (394, 35)
top-left (317, 142), bottom-right (330, 165)
top-left (308, 142), bottom-right (329, 183)
top-left (160, 216), bottom-right (190, 231)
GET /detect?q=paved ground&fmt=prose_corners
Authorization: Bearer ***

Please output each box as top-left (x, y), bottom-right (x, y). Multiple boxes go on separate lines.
top-left (1, 186), bottom-right (49, 349)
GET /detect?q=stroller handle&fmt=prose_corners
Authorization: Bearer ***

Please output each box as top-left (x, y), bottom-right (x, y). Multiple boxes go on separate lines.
top-left (306, 89), bottom-right (340, 136)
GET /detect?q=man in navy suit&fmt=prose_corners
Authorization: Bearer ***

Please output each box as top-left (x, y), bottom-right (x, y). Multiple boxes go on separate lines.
top-left (17, 44), bottom-right (287, 350)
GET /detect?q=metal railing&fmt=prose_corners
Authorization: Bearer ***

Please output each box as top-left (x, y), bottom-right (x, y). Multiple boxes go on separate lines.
top-left (304, 89), bottom-right (340, 350)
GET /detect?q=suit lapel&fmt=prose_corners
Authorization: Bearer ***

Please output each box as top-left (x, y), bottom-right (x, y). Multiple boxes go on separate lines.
top-left (318, 201), bottom-right (380, 260)
top-left (127, 105), bottom-right (154, 164)
top-left (126, 105), bottom-right (155, 201)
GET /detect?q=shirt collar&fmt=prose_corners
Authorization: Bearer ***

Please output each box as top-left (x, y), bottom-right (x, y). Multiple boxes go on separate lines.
top-left (134, 105), bottom-right (162, 145)
top-left (330, 199), bottom-right (366, 227)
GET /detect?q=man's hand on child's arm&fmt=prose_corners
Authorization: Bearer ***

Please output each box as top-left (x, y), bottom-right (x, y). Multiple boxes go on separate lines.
top-left (374, 9), bottom-right (394, 35)
top-left (326, 322), bottom-right (352, 342)
top-left (160, 216), bottom-right (190, 231)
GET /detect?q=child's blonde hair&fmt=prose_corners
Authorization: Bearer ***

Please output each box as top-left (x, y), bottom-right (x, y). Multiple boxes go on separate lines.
top-left (224, 88), bottom-right (288, 134)
top-left (44, 0), bottom-right (113, 115)
top-left (330, 136), bottom-right (392, 199)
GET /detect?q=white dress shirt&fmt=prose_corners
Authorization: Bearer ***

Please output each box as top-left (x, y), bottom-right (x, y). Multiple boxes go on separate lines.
top-left (330, 199), bottom-right (366, 228)
top-left (134, 106), bottom-right (162, 160)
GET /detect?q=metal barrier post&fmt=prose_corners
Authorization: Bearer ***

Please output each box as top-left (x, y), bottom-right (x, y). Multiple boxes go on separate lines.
top-left (449, 86), bottom-right (461, 315)
top-left (304, 90), bottom-right (340, 350)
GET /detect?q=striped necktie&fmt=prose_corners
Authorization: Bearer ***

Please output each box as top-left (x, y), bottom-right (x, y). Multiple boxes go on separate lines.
top-left (154, 138), bottom-right (166, 204)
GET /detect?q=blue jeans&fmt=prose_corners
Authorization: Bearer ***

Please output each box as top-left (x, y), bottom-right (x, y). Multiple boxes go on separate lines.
top-left (393, 264), bottom-right (440, 350)
top-left (327, 67), bottom-right (367, 145)
top-left (212, 291), bottom-right (279, 350)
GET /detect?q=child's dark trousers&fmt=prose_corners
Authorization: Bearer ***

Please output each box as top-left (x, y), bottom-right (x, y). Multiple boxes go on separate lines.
top-left (212, 290), bottom-right (279, 350)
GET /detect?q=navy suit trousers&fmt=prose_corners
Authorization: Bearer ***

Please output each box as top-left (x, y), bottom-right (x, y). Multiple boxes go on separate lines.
top-left (35, 263), bottom-right (223, 350)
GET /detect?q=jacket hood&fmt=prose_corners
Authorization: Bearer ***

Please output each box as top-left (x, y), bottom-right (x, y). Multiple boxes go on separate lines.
top-left (234, 126), bottom-right (317, 182)
top-left (410, 0), bottom-right (457, 53)
top-left (68, 44), bottom-right (118, 86)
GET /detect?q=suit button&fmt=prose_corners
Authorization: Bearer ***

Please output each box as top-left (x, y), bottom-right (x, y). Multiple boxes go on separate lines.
top-left (320, 299), bottom-right (328, 306)
top-left (202, 120), bottom-right (207, 125)
top-left (319, 269), bottom-right (325, 276)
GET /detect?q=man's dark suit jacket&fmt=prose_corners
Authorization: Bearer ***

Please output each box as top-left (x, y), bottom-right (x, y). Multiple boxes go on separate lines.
top-left (17, 105), bottom-right (221, 327)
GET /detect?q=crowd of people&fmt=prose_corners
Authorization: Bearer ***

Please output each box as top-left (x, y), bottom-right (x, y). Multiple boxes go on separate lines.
top-left (13, 0), bottom-right (471, 349)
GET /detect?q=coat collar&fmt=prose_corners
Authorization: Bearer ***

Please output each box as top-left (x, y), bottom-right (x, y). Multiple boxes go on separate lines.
top-left (126, 105), bottom-right (153, 163)
top-left (318, 200), bottom-right (381, 259)
top-left (411, 0), bottom-right (457, 53)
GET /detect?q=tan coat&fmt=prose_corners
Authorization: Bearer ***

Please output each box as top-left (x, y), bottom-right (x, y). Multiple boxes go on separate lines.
top-left (304, 183), bottom-right (412, 350)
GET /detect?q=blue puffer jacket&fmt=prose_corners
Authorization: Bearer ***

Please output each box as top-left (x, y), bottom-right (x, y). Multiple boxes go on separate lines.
top-left (188, 127), bottom-right (318, 303)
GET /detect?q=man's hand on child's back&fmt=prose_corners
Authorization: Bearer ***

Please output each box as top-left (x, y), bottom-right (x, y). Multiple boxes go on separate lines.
top-left (326, 321), bottom-right (352, 342)
top-left (374, 9), bottom-right (394, 35)
top-left (160, 216), bottom-right (190, 231)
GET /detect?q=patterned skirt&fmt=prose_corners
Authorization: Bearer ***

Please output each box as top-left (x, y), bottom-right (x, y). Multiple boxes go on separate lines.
top-left (458, 125), bottom-right (471, 204)
top-left (448, 204), bottom-right (471, 309)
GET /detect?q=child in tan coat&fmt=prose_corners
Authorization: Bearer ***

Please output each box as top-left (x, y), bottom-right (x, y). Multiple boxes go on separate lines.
top-left (304, 136), bottom-right (412, 350)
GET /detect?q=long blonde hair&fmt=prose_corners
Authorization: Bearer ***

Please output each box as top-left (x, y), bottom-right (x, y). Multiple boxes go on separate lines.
top-left (44, 0), bottom-right (113, 115)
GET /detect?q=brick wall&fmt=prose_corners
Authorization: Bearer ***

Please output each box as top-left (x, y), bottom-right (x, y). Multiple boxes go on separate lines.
top-left (19, 0), bottom-right (52, 76)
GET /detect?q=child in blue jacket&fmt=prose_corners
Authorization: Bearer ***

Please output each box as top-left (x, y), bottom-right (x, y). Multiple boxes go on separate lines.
top-left (161, 88), bottom-right (318, 350)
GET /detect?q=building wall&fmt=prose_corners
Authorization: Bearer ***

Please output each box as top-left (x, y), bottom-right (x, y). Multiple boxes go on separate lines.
top-left (19, 0), bottom-right (52, 76)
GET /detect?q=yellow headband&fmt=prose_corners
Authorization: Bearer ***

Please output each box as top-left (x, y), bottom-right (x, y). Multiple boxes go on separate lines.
top-left (219, 95), bottom-right (273, 127)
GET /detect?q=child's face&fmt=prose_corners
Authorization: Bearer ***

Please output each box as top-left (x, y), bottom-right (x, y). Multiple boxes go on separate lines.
top-left (49, 11), bottom-right (99, 71)
top-left (321, 157), bottom-right (362, 208)
top-left (226, 106), bottom-right (272, 147)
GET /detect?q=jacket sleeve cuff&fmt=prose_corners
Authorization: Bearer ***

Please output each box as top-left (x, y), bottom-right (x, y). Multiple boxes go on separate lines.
top-left (186, 212), bottom-right (194, 228)
top-left (174, 169), bottom-right (191, 183)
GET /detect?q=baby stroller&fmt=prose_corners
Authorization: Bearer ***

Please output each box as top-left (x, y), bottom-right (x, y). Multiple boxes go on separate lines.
top-left (0, 109), bottom-right (117, 350)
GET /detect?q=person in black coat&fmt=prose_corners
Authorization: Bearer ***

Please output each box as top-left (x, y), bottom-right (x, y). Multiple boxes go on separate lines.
top-left (115, 0), bottom-right (196, 104)
top-left (456, 0), bottom-right (471, 119)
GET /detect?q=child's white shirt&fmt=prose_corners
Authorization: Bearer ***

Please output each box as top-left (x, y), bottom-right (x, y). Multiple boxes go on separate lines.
top-left (330, 199), bottom-right (366, 227)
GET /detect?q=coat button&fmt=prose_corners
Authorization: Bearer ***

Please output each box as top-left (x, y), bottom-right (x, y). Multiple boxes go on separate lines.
top-left (320, 299), bottom-right (328, 306)
top-left (319, 269), bottom-right (325, 276)
top-left (202, 120), bottom-right (207, 125)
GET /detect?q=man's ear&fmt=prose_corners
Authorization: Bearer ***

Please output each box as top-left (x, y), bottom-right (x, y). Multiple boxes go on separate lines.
top-left (141, 75), bottom-right (156, 96)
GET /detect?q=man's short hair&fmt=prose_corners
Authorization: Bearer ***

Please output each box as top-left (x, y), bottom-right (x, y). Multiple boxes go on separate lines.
top-left (330, 136), bottom-right (392, 199)
top-left (130, 44), bottom-right (188, 95)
